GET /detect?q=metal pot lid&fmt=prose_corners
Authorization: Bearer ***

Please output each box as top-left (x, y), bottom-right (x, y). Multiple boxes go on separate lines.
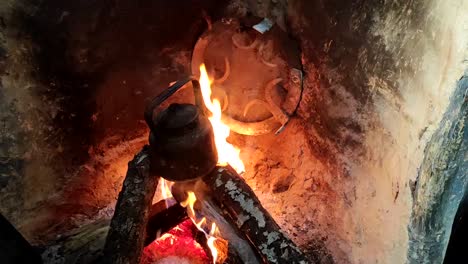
top-left (191, 17), bottom-right (303, 136)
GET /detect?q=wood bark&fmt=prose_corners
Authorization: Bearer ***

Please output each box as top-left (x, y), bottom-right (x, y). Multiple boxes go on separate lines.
top-left (103, 146), bottom-right (159, 264)
top-left (191, 220), bottom-right (244, 264)
top-left (44, 150), bottom-right (310, 263)
top-left (172, 179), bottom-right (262, 264)
top-left (202, 165), bottom-right (310, 264)
top-left (144, 198), bottom-right (188, 246)
top-left (41, 199), bottom-right (189, 264)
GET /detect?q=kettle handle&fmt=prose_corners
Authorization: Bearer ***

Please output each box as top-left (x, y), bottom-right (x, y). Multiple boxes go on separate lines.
top-left (144, 77), bottom-right (206, 130)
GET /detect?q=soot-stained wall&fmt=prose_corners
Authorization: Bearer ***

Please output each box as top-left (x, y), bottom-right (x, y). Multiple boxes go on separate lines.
top-left (0, 0), bottom-right (466, 263)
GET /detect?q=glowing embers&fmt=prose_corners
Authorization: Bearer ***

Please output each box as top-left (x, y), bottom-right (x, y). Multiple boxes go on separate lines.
top-left (181, 191), bottom-right (226, 264)
top-left (142, 220), bottom-right (209, 264)
top-left (199, 64), bottom-right (245, 174)
top-left (154, 180), bottom-right (226, 263)
top-left (207, 223), bottom-right (221, 263)
top-left (145, 66), bottom-right (246, 263)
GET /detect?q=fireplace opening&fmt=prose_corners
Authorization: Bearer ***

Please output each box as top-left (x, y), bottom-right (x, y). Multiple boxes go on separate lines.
top-left (0, 1), bottom-right (467, 264)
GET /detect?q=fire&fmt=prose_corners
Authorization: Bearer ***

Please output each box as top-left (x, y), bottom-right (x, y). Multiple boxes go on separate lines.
top-left (181, 191), bottom-right (220, 264)
top-left (160, 178), bottom-right (173, 200)
top-left (199, 64), bottom-right (245, 174)
top-left (156, 65), bottom-right (242, 263)
top-left (207, 223), bottom-right (219, 264)
top-left (159, 178), bottom-right (174, 208)
top-left (180, 191), bottom-right (197, 217)
top-left (159, 233), bottom-right (176, 245)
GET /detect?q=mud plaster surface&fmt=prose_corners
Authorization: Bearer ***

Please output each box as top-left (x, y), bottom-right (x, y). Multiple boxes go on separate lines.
top-left (230, 0), bottom-right (468, 263)
top-left (0, 0), bottom-right (217, 242)
top-left (0, 1), bottom-right (467, 264)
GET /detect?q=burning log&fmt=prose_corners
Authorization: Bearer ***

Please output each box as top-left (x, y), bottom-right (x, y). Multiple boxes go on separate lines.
top-left (202, 165), bottom-right (309, 264)
top-left (172, 181), bottom-right (262, 264)
top-left (41, 199), bottom-right (190, 264)
top-left (162, 65), bottom-right (309, 263)
top-left (144, 198), bottom-right (188, 246)
top-left (192, 225), bottom-right (227, 263)
top-left (172, 165), bottom-right (310, 264)
top-left (103, 146), bottom-right (159, 264)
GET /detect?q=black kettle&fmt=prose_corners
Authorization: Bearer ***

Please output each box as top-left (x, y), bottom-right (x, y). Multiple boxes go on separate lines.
top-left (144, 78), bottom-right (218, 181)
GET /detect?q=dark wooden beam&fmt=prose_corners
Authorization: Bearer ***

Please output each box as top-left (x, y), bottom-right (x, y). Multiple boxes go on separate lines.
top-left (202, 165), bottom-right (310, 264)
top-left (145, 198), bottom-right (188, 246)
top-left (103, 146), bottom-right (159, 264)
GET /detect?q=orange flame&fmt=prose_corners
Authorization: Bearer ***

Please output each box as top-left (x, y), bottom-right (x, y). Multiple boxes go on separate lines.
top-left (207, 223), bottom-right (219, 264)
top-left (173, 65), bottom-right (244, 263)
top-left (199, 64), bottom-right (245, 174)
top-left (180, 191), bottom-right (197, 217)
top-left (181, 191), bottom-right (220, 263)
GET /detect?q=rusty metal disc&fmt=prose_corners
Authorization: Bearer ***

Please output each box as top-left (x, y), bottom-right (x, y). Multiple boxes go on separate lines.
top-left (191, 18), bottom-right (302, 136)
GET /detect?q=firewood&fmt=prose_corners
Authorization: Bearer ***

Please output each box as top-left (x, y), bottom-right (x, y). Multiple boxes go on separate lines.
top-left (172, 180), bottom-right (262, 264)
top-left (202, 165), bottom-right (310, 264)
top-left (103, 146), bottom-right (159, 264)
top-left (41, 199), bottom-right (189, 264)
top-left (145, 198), bottom-right (188, 246)
top-left (191, 222), bottom-right (243, 264)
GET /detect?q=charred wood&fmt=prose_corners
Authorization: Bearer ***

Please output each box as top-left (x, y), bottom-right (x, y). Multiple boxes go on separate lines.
top-left (225, 243), bottom-right (245, 264)
top-left (41, 219), bottom-right (110, 264)
top-left (197, 196), bottom-right (262, 264)
top-left (41, 199), bottom-right (188, 264)
top-left (172, 181), bottom-right (262, 264)
top-left (43, 154), bottom-right (309, 263)
top-left (203, 165), bottom-right (310, 264)
top-left (145, 198), bottom-right (188, 246)
top-left (103, 146), bottom-right (159, 264)
top-left (191, 223), bottom-right (243, 264)
top-left (192, 225), bottom-right (216, 263)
